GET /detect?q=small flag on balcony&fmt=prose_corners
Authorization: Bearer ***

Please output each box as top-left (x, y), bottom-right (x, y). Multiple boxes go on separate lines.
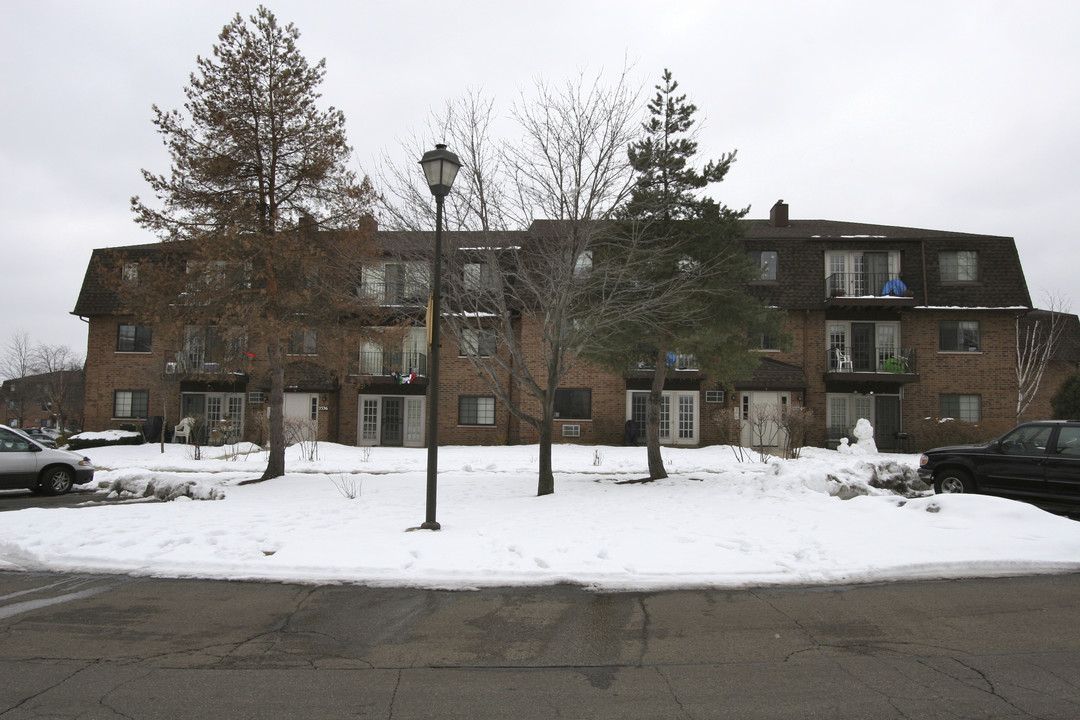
top-left (400, 371), bottom-right (418, 384)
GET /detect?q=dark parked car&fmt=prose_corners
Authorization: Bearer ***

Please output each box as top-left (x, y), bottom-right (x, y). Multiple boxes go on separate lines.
top-left (0, 425), bottom-right (95, 495)
top-left (19, 428), bottom-right (58, 448)
top-left (918, 420), bottom-right (1080, 511)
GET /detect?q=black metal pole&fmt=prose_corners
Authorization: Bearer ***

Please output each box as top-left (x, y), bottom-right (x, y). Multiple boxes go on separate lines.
top-left (421, 195), bottom-right (444, 531)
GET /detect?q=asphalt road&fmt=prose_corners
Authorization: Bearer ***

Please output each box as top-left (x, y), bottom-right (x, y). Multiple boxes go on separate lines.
top-left (0, 488), bottom-right (115, 512)
top-left (2, 571), bottom-right (1079, 718)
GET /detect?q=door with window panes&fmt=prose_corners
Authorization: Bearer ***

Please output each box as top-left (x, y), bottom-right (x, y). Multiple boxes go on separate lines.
top-left (180, 392), bottom-right (245, 445)
top-left (357, 395), bottom-right (425, 447)
top-left (627, 391), bottom-right (698, 445)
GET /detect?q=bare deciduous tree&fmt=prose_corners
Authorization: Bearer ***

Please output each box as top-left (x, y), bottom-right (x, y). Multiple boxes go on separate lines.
top-left (1, 330), bottom-right (35, 384)
top-left (378, 70), bottom-right (656, 496)
top-left (1016, 293), bottom-right (1071, 421)
top-left (32, 344), bottom-right (84, 432)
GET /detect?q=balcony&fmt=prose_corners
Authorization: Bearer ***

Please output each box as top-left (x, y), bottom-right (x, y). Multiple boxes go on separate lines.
top-left (826, 348), bottom-right (918, 383)
top-left (356, 282), bottom-right (429, 307)
top-left (626, 353), bottom-right (700, 377)
top-left (168, 357), bottom-right (233, 376)
top-left (824, 272), bottom-right (916, 307)
top-left (358, 350), bottom-right (428, 379)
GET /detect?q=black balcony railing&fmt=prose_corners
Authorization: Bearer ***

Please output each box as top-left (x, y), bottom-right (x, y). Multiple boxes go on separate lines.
top-left (825, 272), bottom-right (910, 298)
top-left (356, 282), bottom-right (428, 306)
top-left (826, 348), bottom-right (917, 374)
top-left (358, 350), bottom-right (428, 378)
top-left (629, 353), bottom-right (699, 372)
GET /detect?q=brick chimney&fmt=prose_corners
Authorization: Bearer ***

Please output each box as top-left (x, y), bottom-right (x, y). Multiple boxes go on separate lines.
top-left (769, 200), bottom-right (789, 227)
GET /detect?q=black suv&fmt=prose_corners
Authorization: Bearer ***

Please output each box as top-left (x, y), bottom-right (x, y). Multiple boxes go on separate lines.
top-left (918, 420), bottom-right (1080, 511)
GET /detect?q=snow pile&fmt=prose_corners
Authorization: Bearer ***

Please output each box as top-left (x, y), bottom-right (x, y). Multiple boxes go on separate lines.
top-left (1, 442), bottom-right (1078, 590)
top-left (103, 471), bottom-right (226, 501)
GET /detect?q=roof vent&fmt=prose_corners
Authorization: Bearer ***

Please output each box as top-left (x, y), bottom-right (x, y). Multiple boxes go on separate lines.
top-left (769, 200), bottom-right (789, 227)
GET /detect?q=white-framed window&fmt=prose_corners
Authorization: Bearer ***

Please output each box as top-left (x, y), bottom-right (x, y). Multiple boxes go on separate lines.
top-left (940, 250), bottom-right (978, 282)
top-left (114, 390), bottom-right (149, 419)
top-left (361, 261), bottom-right (427, 304)
top-left (459, 396), bottom-right (496, 426)
top-left (941, 394), bottom-right (981, 422)
top-left (117, 324), bottom-right (152, 353)
top-left (460, 327), bottom-right (496, 357)
top-left (826, 393), bottom-right (873, 440)
top-left (705, 390), bottom-right (725, 403)
top-left (826, 320), bottom-right (902, 372)
top-left (464, 261), bottom-right (498, 292)
top-left (747, 250), bottom-right (778, 281)
top-left (289, 329), bottom-right (317, 356)
top-left (573, 250), bottom-right (593, 277)
top-left (939, 320), bottom-right (980, 352)
top-left (825, 250), bottom-right (900, 296)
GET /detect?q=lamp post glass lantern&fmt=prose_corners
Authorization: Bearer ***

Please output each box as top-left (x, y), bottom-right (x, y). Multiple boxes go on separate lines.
top-left (418, 143), bottom-right (460, 531)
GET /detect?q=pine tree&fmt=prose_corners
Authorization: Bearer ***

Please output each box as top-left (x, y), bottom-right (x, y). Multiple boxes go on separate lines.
top-left (1051, 373), bottom-right (1080, 419)
top-left (593, 69), bottom-right (777, 479)
top-left (130, 6), bottom-right (375, 480)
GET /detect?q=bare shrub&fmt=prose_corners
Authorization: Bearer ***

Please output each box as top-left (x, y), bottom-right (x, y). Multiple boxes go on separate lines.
top-left (329, 473), bottom-right (361, 499)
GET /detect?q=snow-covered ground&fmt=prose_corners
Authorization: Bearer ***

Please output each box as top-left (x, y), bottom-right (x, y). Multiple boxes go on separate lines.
top-left (2, 432), bottom-right (1079, 590)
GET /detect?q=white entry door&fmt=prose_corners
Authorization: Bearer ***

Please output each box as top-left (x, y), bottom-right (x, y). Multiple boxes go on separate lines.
top-left (283, 392), bottom-right (319, 443)
top-left (740, 391), bottom-right (790, 450)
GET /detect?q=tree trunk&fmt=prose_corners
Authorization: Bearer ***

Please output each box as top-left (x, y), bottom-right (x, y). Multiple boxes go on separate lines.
top-left (646, 345), bottom-right (669, 480)
top-left (537, 415), bottom-right (555, 496)
top-left (261, 335), bottom-right (286, 480)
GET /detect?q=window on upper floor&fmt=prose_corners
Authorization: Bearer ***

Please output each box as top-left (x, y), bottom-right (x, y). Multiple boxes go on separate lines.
top-left (747, 251), bottom-right (778, 281)
top-left (940, 250), bottom-right (978, 282)
top-left (458, 396), bottom-right (496, 426)
top-left (939, 320), bottom-right (980, 352)
top-left (826, 321), bottom-right (902, 372)
top-left (122, 262), bottom-right (139, 285)
top-left (940, 394), bottom-right (981, 422)
top-left (573, 250), bottom-right (593, 277)
top-left (114, 390), bottom-right (149, 419)
top-left (289, 329), bottom-right (318, 356)
top-left (825, 250), bottom-right (900, 296)
top-left (554, 388), bottom-right (591, 420)
top-left (464, 261), bottom-right (498, 292)
top-left (758, 333), bottom-right (780, 351)
top-left (117, 324), bottom-right (152, 353)
top-left (460, 327), bottom-right (496, 357)
top-left (360, 262), bottom-right (427, 305)
top-left (181, 326), bottom-right (246, 371)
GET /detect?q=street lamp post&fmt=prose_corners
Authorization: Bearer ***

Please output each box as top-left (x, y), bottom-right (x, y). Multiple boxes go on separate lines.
top-left (418, 144), bottom-right (461, 531)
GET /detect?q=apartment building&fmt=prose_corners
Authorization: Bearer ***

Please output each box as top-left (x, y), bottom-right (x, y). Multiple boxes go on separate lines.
top-left (73, 201), bottom-right (1063, 451)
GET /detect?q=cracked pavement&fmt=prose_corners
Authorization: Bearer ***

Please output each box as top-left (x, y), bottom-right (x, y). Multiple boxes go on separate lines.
top-left (1, 571), bottom-right (1079, 718)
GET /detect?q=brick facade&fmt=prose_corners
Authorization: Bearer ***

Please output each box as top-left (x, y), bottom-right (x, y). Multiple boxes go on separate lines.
top-left (74, 209), bottom-right (1079, 451)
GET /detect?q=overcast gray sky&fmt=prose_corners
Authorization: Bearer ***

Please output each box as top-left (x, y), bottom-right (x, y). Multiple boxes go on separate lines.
top-left (2, 0), bottom-right (1078, 360)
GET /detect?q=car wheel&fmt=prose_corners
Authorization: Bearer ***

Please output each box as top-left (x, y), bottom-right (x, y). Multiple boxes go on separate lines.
top-left (39, 467), bottom-right (74, 496)
top-left (935, 470), bottom-right (972, 495)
